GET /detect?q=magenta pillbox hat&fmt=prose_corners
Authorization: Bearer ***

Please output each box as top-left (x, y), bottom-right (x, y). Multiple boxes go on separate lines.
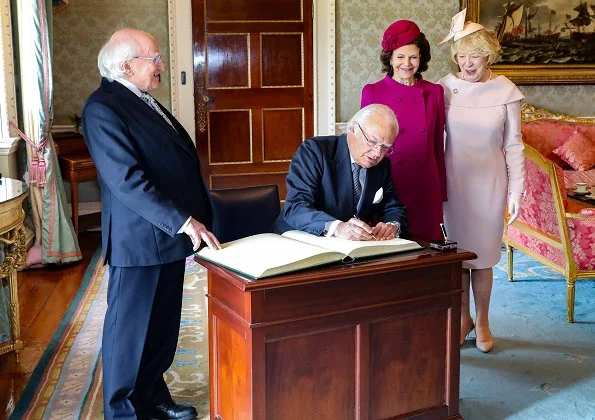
top-left (381, 20), bottom-right (421, 51)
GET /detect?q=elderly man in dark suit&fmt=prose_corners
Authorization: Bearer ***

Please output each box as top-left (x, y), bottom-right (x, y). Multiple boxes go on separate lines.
top-left (274, 104), bottom-right (408, 240)
top-left (82, 28), bottom-right (220, 420)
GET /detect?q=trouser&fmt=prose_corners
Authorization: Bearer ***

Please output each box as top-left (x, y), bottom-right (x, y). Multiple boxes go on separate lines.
top-left (102, 259), bottom-right (186, 420)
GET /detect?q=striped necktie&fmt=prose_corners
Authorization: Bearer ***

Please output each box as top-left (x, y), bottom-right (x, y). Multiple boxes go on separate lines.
top-left (140, 92), bottom-right (175, 129)
top-left (352, 163), bottom-right (362, 211)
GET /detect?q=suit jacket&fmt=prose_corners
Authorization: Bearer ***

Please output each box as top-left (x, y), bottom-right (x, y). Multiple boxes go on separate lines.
top-left (82, 78), bottom-right (211, 267)
top-left (274, 134), bottom-right (408, 236)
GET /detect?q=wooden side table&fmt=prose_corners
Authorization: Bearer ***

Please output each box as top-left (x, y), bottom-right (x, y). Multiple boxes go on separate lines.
top-left (53, 132), bottom-right (97, 235)
top-left (0, 178), bottom-right (28, 362)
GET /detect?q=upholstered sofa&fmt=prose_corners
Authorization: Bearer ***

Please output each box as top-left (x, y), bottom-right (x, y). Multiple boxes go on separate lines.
top-left (503, 104), bottom-right (595, 323)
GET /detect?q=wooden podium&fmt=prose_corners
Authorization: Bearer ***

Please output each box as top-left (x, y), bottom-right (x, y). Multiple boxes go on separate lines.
top-left (200, 247), bottom-right (476, 420)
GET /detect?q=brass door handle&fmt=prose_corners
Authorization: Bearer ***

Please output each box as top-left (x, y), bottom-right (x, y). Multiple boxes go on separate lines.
top-left (202, 95), bottom-right (210, 103)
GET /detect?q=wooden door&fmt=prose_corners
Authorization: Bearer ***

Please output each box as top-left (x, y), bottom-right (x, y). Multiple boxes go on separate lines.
top-left (192, 0), bottom-right (314, 199)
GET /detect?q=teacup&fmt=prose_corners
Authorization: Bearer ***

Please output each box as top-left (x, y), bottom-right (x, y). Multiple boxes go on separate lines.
top-left (575, 182), bottom-right (587, 193)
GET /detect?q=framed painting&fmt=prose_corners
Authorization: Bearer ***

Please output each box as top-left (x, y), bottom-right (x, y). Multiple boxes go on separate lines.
top-left (465, 0), bottom-right (595, 84)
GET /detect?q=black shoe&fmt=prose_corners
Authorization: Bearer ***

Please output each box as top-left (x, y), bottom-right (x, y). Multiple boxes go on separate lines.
top-left (144, 400), bottom-right (198, 420)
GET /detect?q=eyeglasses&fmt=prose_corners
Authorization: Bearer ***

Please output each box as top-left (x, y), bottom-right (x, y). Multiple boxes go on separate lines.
top-left (356, 122), bottom-right (394, 156)
top-left (133, 54), bottom-right (163, 65)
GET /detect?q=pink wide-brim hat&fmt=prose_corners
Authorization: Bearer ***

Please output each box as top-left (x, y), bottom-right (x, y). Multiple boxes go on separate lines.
top-left (438, 8), bottom-right (484, 45)
top-left (381, 20), bottom-right (421, 51)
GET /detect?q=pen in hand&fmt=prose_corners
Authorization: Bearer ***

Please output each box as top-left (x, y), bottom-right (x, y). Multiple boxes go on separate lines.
top-left (353, 215), bottom-right (377, 240)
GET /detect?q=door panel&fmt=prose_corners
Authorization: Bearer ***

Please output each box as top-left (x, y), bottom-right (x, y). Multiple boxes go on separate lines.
top-left (262, 109), bottom-right (303, 161)
top-left (207, 34), bottom-right (250, 88)
top-left (206, 0), bottom-right (302, 22)
top-left (261, 34), bottom-right (303, 87)
top-left (193, 0), bottom-right (314, 199)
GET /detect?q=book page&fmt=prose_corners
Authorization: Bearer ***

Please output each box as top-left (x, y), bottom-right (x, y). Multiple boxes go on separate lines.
top-left (196, 233), bottom-right (345, 279)
top-left (282, 230), bottom-right (422, 259)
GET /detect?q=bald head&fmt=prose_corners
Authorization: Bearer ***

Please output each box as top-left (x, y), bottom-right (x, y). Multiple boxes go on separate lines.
top-left (346, 104), bottom-right (399, 140)
top-left (109, 28), bottom-right (154, 50)
top-left (345, 104), bottom-right (399, 168)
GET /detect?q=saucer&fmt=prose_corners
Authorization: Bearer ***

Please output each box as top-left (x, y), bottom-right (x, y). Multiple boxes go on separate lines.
top-left (573, 190), bottom-right (589, 196)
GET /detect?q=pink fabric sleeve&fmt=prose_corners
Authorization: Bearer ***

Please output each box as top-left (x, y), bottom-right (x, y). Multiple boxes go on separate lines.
top-left (434, 84), bottom-right (447, 202)
top-left (503, 100), bottom-right (526, 196)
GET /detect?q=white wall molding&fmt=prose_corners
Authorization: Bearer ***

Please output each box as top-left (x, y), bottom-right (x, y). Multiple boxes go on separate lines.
top-left (335, 122), bottom-right (346, 134)
top-left (0, 136), bottom-right (20, 156)
top-left (168, 0), bottom-right (196, 142)
top-left (0, 0), bottom-right (18, 139)
top-left (169, 1), bottom-right (336, 139)
top-left (314, 1), bottom-right (335, 135)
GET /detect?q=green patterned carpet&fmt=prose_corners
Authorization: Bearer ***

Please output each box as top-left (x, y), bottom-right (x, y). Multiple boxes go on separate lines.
top-left (11, 249), bottom-right (595, 419)
top-left (11, 252), bottom-right (210, 419)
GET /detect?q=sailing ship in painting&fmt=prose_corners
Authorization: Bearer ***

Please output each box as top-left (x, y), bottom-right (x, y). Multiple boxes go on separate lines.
top-left (481, 0), bottom-right (595, 64)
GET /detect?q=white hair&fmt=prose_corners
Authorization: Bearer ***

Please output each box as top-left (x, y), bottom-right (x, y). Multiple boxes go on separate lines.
top-left (345, 104), bottom-right (399, 138)
top-left (97, 35), bottom-right (139, 80)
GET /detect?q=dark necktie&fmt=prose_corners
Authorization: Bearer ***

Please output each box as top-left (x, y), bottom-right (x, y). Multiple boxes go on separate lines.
top-left (352, 163), bottom-right (362, 211)
top-left (140, 92), bottom-right (175, 129)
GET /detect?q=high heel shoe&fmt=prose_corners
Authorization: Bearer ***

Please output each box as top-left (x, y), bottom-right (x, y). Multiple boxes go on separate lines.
top-left (460, 322), bottom-right (475, 346)
top-left (475, 326), bottom-right (494, 353)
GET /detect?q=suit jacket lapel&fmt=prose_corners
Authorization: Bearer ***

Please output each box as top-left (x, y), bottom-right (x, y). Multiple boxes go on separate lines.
top-left (102, 79), bottom-right (196, 159)
top-left (152, 99), bottom-right (197, 158)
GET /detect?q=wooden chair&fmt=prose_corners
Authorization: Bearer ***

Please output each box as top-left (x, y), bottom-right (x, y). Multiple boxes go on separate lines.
top-left (504, 145), bottom-right (595, 323)
top-left (53, 132), bottom-right (97, 235)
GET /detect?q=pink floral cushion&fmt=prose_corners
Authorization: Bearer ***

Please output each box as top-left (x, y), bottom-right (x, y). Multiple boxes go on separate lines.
top-left (521, 121), bottom-right (576, 169)
top-left (522, 121), bottom-right (595, 170)
top-left (553, 128), bottom-right (595, 171)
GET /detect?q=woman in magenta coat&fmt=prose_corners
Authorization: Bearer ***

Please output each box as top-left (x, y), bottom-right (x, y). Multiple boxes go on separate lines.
top-left (361, 20), bottom-right (446, 242)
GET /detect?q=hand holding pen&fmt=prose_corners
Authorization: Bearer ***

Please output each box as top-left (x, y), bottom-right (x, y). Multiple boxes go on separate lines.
top-left (333, 215), bottom-right (376, 241)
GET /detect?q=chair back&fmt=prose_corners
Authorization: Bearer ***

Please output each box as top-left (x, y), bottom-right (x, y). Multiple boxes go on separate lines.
top-left (515, 144), bottom-right (566, 242)
top-left (210, 184), bottom-right (281, 243)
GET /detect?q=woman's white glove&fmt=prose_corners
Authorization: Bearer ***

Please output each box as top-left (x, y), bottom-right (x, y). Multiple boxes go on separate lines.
top-left (507, 194), bottom-right (523, 225)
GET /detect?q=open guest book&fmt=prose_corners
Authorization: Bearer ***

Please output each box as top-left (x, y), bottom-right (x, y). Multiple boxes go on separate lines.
top-left (195, 230), bottom-right (422, 279)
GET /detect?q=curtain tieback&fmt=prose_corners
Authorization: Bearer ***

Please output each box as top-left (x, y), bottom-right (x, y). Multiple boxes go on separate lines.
top-left (9, 121), bottom-right (48, 186)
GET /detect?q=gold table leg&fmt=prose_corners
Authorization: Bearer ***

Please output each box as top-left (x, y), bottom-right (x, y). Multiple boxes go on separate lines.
top-left (0, 225), bottom-right (27, 362)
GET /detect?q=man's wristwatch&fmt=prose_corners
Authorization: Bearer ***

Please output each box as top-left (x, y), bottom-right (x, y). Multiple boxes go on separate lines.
top-left (386, 221), bottom-right (400, 237)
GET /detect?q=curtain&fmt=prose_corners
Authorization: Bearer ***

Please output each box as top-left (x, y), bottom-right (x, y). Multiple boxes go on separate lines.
top-left (15, 0), bottom-right (80, 265)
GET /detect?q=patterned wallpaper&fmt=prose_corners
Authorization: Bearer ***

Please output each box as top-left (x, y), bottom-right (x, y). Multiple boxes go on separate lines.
top-left (336, 0), bottom-right (595, 121)
top-left (51, 1), bottom-right (594, 126)
top-left (53, 0), bottom-right (170, 126)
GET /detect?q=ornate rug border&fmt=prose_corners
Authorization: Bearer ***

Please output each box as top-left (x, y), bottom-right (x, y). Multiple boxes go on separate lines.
top-left (11, 246), bottom-right (104, 419)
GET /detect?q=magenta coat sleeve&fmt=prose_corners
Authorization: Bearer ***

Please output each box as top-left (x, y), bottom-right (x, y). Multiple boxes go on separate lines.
top-left (360, 84), bottom-right (374, 108)
top-left (434, 84), bottom-right (447, 202)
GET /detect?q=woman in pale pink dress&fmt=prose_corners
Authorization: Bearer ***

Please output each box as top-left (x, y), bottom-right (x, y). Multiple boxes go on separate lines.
top-left (437, 9), bottom-right (525, 353)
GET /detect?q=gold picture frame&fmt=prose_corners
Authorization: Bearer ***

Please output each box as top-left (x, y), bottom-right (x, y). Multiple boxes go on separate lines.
top-left (465, 0), bottom-right (595, 84)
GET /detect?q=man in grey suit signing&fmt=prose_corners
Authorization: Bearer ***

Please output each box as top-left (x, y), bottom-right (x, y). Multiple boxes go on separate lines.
top-left (274, 104), bottom-right (408, 240)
